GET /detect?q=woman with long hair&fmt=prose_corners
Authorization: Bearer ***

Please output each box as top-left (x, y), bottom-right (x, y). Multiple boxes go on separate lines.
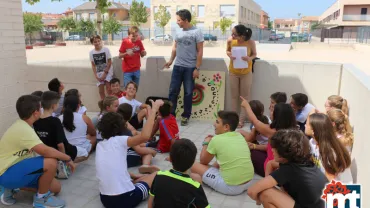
top-left (305, 113), bottom-right (352, 183)
top-left (227, 25), bottom-right (257, 128)
top-left (327, 109), bottom-right (354, 153)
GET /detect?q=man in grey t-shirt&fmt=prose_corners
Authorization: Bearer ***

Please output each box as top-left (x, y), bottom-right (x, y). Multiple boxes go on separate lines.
top-left (164, 9), bottom-right (204, 126)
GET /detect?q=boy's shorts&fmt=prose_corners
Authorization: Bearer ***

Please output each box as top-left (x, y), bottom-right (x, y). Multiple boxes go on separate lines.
top-left (202, 167), bottom-right (253, 196)
top-left (96, 71), bottom-right (113, 87)
top-left (129, 113), bottom-right (143, 130)
top-left (127, 155), bottom-right (142, 168)
top-left (100, 182), bottom-right (149, 208)
top-left (0, 156), bottom-right (44, 189)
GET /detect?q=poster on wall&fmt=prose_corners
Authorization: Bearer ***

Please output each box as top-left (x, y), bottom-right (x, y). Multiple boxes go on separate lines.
top-left (176, 71), bottom-right (225, 121)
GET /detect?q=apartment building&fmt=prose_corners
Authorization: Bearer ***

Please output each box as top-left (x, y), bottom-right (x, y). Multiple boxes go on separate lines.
top-left (151, 0), bottom-right (262, 31)
top-left (273, 18), bottom-right (301, 31)
top-left (319, 0), bottom-right (370, 28)
top-left (260, 10), bottom-right (269, 29)
top-left (41, 13), bottom-right (64, 31)
top-left (300, 16), bottom-right (319, 33)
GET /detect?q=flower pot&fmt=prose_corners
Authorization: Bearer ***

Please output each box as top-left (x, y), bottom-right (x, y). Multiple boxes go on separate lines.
top-left (55, 42), bottom-right (66, 46)
top-left (33, 42), bottom-right (46, 46)
top-left (25, 45), bottom-right (33, 49)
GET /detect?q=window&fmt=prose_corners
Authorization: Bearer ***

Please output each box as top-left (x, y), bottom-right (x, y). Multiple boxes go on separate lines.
top-left (248, 10), bottom-right (250, 20)
top-left (285, 24), bottom-right (289, 27)
top-left (191, 5), bottom-right (195, 13)
top-left (198, 5), bottom-right (205, 17)
top-left (276, 24), bottom-right (280, 28)
top-left (153, 6), bottom-right (158, 14)
top-left (240, 6), bottom-right (243, 18)
top-left (89, 13), bottom-right (95, 21)
top-left (76, 13), bottom-right (81, 21)
top-left (165, 6), bottom-right (171, 14)
top-left (220, 5), bottom-right (235, 17)
top-left (361, 8), bottom-right (368, 15)
top-left (244, 8), bottom-right (246, 18)
top-left (177, 6), bottom-right (181, 12)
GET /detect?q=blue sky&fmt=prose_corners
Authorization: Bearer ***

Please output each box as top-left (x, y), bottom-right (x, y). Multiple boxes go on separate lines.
top-left (22, 0), bottom-right (337, 19)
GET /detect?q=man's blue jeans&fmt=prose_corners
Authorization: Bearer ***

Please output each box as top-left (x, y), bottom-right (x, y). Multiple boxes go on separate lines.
top-left (168, 65), bottom-right (195, 119)
top-left (123, 70), bottom-right (140, 87)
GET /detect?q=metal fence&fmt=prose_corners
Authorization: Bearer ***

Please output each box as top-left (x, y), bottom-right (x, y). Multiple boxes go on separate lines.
top-left (311, 26), bottom-right (370, 44)
top-left (357, 27), bottom-right (370, 44)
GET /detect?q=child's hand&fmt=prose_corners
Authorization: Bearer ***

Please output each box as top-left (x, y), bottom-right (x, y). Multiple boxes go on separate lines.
top-left (126, 50), bottom-right (134, 56)
top-left (150, 99), bottom-right (164, 111)
top-left (240, 96), bottom-right (249, 108)
top-left (230, 56), bottom-right (236, 60)
top-left (242, 56), bottom-right (251, 62)
top-left (151, 150), bottom-right (157, 157)
top-left (165, 156), bottom-right (170, 161)
top-left (140, 51), bottom-right (147, 57)
top-left (67, 160), bottom-right (76, 173)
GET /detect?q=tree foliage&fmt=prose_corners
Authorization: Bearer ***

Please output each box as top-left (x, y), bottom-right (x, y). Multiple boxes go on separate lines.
top-left (76, 19), bottom-right (96, 34)
top-left (103, 16), bottom-right (121, 42)
top-left (311, 22), bottom-right (321, 30)
top-left (58, 17), bottom-right (77, 32)
top-left (268, 20), bottom-right (273, 29)
top-left (214, 17), bottom-right (233, 35)
top-left (23, 12), bottom-right (44, 43)
top-left (190, 12), bottom-right (199, 26)
top-left (130, 0), bottom-right (149, 26)
top-left (154, 5), bottom-right (171, 31)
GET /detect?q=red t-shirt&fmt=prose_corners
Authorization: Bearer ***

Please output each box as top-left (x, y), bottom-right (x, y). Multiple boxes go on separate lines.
top-left (111, 91), bottom-right (126, 98)
top-left (119, 38), bottom-right (145, 73)
top-left (158, 115), bottom-right (179, 153)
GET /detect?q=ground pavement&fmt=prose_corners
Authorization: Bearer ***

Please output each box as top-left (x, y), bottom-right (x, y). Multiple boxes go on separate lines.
top-left (2, 119), bottom-right (263, 208)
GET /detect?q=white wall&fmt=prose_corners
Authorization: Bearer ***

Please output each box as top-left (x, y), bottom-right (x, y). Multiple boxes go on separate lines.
top-left (0, 0), bottom-right (26, 135)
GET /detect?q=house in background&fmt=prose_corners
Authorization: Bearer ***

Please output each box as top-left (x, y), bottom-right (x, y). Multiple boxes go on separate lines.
top-left (300, 16), bottom-right (319, 33)
top-left (42, 13), bottom-right (64, 31)
top-left (273, 18), bottom-right (301, 31)
top-left (260, 10), bottom-right (269, 29)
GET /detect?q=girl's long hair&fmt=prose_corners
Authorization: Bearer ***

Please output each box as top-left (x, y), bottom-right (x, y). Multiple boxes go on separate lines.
top-left (62, 95), bottom-right (79, 132)
top-left (327, 109), bottom-right (354, 150)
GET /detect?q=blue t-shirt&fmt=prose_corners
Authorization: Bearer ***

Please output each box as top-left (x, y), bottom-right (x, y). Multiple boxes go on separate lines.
top-left (175, 26), bottom-right (204, 68)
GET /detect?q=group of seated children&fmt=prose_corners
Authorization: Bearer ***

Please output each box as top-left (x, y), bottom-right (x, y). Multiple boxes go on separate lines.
top-left (0, 73), bottom-right (355, 208)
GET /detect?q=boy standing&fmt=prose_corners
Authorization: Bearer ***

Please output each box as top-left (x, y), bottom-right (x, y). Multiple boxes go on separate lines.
top-left (119, 26), bottom-right (146, 87)
top-left (149, 100), bottom-right (180, 153)
top-left (148, 139), bottom-right (210, 208)
top-left (48, 78), bottom-right (64, 117)
top-left (191, 111), bottom-right (254, 195)
top-left (0, 95), bottom-right (75, 207)
top-left (110, 78), bottom-right (126, 98)
top-left (90, 35), bottom-right (113, 100)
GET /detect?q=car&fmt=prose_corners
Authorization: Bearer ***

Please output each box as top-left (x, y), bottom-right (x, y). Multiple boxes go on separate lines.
top-left (150, 34), bottom-right (173, 42)
top-left (65, 35), bottom-right (83, 41)
top-left (290, 33), bottom-right (309, 42)
top-left (277, 34), bottom-right (285, 39)
top-left (269, 34), bottom-right (278, 41)
top-left (203, 34), bottom-right (217, 41)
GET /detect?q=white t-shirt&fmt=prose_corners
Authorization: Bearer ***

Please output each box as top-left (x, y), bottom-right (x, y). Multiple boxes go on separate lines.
top-left (296, 103), bottom-right (315, 123)
top-left (309, 138), bottom-right (353, 184)
top-left (118, 96), bottom-right (142, 117)
top-left (78, 106), bottom-right (87, 115)
top-left (96, 135), bottom-right (135, 195)
top-left (89, 47), bottom-right (113, 75)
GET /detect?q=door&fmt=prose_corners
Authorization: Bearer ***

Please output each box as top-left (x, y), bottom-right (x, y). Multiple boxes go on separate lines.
top-left (361, 8), bottom-right (367, 15)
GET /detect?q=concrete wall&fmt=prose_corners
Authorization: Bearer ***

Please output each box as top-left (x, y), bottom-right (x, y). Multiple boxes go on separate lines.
top-left (339, 64), bottom-right (370, 207)
top-left (0, 0), bottom-right (26, 135)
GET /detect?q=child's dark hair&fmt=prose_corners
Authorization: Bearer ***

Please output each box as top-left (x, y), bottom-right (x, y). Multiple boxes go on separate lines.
top-left (249, 100), bottom-right (269, 124)
top-left (31, 91), bottom-right (43, 98)
top-left (41, 91), bottom-right (60, 109)
top-left (97, 112), bottom-right (126, 139)
top-left (270, 92), bottom-right (287, 104)
top-left (90, 35), bottom-right (101, 44)
top-left (309, 113), bottom-right (351, 175)
top-left (125, 81), bottom-right (138, 90)
top-left (217, 111), bottom-right (239, 131)
top-left (65, 89), bottom-right (79, 97)
top-left (16, 95), bottom-right (41, 120)
top-left (170, 139), bottom-right (197, 172)
top-left (110, 78), bottom-right (121, 85)
top-left (117, 103), bottom-right (133, 121)
top-left (176, 9), bottom-right (192, 22)
top-left (48, 78), bottom-right (61, 93)
top-left (159, 100), bottom-right (172, 117)
top-left (62, 95), bottom-right (79, 132)
top-left (234, 24), bottom-right (252, 41)
top-left (291, 93), bottom-right (308, 108)
top-left (270, 103), bottom-right (297, 130)
top-left (270, 129), bottom-right (312, 164)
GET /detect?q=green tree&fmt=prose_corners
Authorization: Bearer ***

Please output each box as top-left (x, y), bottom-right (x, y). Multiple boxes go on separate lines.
top-left (190, 12), bottom-right (198, 26)
top-left (214, 17), bottom-right (233, 35)
top-left (103, 16), bottom-right (122, 43)
top-left (25, 0), bottom-right (111, 36)
top-left (58, 17), bottom-right (77, 32)
top-left (129, 0), bottom-right (149, 26)
top-left (154, 5), bottom-right (171, 38)
top-left (23, 12), bottom-right (44, 45)
top-left (268, 20), bottom-right (273, 29)
top-left (311, 22), bottom-right (321, 30)
top-left (76, 19), bottom-right (96, 35)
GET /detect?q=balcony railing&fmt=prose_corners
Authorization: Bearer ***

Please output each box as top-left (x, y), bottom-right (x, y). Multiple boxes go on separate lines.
top-left (343, 15), bottom-right (370, 21)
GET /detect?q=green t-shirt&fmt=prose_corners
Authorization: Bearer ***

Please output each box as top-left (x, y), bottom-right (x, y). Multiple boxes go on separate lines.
top-left (207, 131), bottom-right (254, 185)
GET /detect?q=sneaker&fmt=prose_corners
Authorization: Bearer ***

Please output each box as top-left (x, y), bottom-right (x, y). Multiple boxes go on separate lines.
top-left (33, 191), bottom-right (65, 208)
top-left (0, 186), bottom-right (16, 205)
top-left (56, 161), bottom-right (69, 179)
top-left (181, 117), bottom-right (189, 126)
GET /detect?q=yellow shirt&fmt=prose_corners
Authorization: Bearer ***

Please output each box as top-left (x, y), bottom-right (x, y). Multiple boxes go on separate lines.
top-left (0, 120), bottom-right (42, 175)
top-left (228, 40), bottom-right (252, 75)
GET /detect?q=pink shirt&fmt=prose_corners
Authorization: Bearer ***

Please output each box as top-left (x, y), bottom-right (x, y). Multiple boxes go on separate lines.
top-left (264, 143), bottom-right (274, 171)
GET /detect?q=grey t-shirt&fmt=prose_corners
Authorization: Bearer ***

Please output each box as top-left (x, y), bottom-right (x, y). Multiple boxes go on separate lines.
top-left (175, 26), bottom-right (204, 68)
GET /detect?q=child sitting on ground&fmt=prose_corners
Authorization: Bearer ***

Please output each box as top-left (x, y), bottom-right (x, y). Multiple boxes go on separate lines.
top-left (65, 89), bottom-right (87, 115)
top-left (116, 103), bottom-right (160, 174)
top-left (89, 35), bottom-right (113, 100)
top-left (147, 100), bottom-right (179, 153)
top-left (327, 109), bottom-right (354, 153)
top-left (96, 96), bottom-right (119, 141)
top-left (110, 78), bottom-right (126, 98)
top-left (269, 92), bottom-right (287, 113)
top-left (59, 95), bottom-right (97, 157)
top-left (33, 91), bottom-right (87, 177)
top-left (148, 139), bottom-right (210, 208)
top-left (290, 93), bottom-right (315, 132)
top-left (95, 99), bottom-right (163, 208)
top-left (48, 78), bottom-right (64, 117)
top-left (118, 81), bottom-right (150, 129)
top-left (239, 100), bottom-right (270, 177)
top-left (0, 95), bottom-right (75, 208)
top-left (247, 129), bottom-right (328, 208)
top-left (117, 103), bottom-right (139, 136)
top-left (31, 91), bottom-right (43, 98)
